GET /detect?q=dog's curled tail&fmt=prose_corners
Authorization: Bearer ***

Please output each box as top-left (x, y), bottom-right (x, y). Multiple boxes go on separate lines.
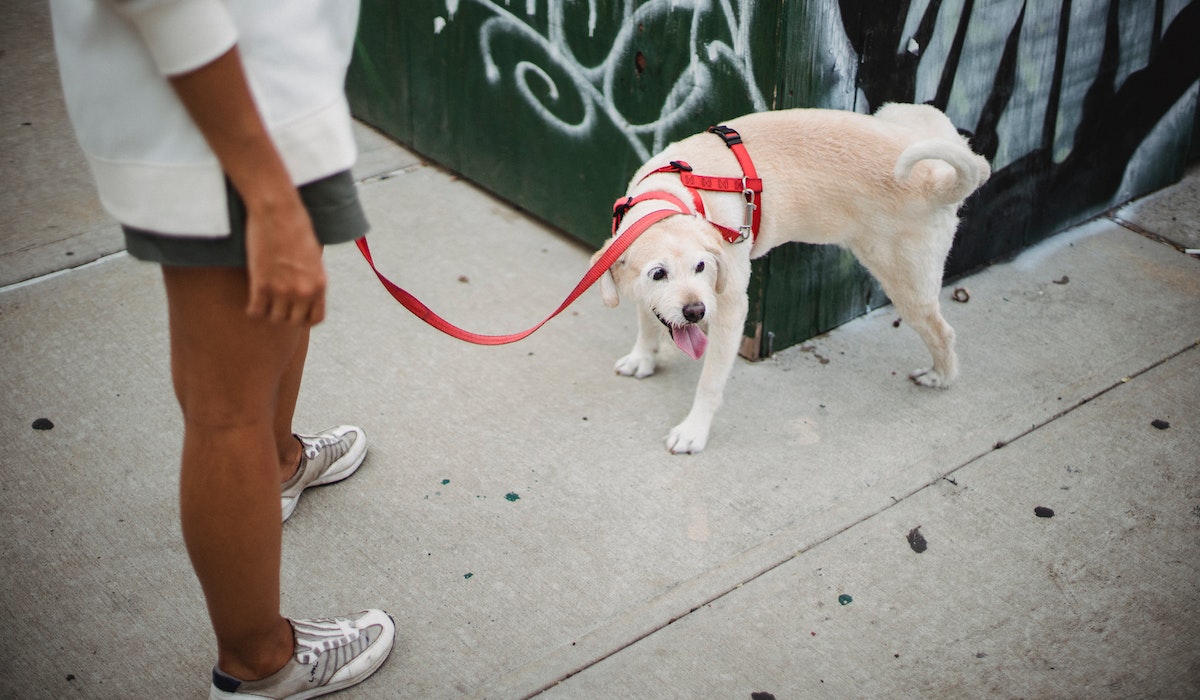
top-left (894, 138), bottom-right (991, 207)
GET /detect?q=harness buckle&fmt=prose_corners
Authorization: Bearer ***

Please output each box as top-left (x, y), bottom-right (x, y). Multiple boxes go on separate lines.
top-left (736, 186), bottom-right (756, 243)
top-left (708, 125), bottom-right (743, 148)
top-left (612, 196), bottom-right (634, 233)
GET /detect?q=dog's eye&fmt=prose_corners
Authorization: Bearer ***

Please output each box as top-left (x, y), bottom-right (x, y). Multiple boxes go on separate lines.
top-left (695, 261), bottom-right (705, 274)
top-left (650, 267), bottom-right (667, 281)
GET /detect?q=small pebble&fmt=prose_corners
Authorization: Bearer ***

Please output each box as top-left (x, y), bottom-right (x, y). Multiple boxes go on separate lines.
top-left (1151, 419), bottom-right (1170, 430)
top-left (32, 418), bottom-right (54, 430)
top-left (1034, 506), bottom-right (1055, 518)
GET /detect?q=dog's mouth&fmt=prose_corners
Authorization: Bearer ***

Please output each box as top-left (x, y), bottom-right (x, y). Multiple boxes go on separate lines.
top-left (656, 312), bottom-right (708, 360)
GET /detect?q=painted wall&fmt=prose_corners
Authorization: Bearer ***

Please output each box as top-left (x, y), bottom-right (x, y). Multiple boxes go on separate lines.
top-left (347, 0), bottom-right (1199, 356)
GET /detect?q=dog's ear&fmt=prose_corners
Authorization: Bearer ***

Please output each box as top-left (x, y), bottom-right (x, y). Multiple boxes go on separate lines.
top-left (591, 241), bottom-right (621, 308)
top-left (703, 242), bottom-right (726, 295)
top-left (599, 269), bottom-right (620, 307)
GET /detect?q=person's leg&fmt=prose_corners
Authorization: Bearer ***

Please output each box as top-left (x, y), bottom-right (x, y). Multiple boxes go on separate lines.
top-left (273, 331), bottom-right (309, 483)
top-left (162, 264), bottom-right (304, 680)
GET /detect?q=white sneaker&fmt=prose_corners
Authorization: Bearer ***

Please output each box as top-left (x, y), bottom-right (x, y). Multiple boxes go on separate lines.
top-left (209, 610), bottom-right (395, 699)
top-left (281, 426), bottom-right (367, 522)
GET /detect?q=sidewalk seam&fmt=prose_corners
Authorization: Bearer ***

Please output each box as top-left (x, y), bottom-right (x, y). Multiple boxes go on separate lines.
top-left (0, 250), bottom-right (129, 295)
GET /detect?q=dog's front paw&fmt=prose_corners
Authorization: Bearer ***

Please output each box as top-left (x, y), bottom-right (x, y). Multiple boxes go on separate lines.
top-left (666, 420), bottom-right (710, 454)
top-left (909, 368), bottom-right (952, 389)
top-left (615, 351), bottom-right (656, 378)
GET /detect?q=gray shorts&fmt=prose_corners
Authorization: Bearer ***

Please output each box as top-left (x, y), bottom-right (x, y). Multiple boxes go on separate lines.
top-left (122, 171), bottom-right (368, 266)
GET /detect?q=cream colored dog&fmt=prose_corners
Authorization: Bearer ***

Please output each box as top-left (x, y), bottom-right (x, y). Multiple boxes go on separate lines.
top-left (593, 103), bottom-right (991, 454)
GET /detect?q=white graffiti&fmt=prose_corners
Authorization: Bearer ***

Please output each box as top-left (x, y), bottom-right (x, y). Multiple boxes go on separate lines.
top-left (438, 0), bottom-right (768, 161)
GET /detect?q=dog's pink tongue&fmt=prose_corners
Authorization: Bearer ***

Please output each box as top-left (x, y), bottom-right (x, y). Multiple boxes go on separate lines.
top-left (672, 325), bottom-right (708, 360)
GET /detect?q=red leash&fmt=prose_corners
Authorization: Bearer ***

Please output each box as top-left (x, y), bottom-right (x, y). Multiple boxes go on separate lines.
top-left (357, 124), bottom-right (759, 346)
top-left (356, 192), bottom-right (690, 345)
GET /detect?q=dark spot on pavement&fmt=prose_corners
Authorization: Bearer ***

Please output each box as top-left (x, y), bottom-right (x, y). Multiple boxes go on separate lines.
top-left (32, 418), bottom-right (54, 430)
top-left (906, 526), bottom-right (928, 553)
top-left (1151, 419), bottom-right (1170, 430)
top-left (1034, 506), bottom-right (1055, 518)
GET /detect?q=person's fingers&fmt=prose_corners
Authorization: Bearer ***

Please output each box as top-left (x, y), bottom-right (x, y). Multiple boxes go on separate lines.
top-left (246, 286), bottom-right (268, 320)
top-left (244, 268), bottom-right (325, 326)
top-left (306, 295), bottom-right (326, 326)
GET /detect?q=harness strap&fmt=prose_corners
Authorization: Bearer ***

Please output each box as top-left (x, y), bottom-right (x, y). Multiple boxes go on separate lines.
top-left (632, 125), bottom-right (763, 244)
top-left (358, 192), bottom-right (690, 345)
top-left (707, 125), bottom-right (762, 241)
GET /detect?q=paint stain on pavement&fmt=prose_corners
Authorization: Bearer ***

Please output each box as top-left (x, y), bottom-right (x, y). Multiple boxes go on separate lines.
top-left (505, 492), bottom-right (520, 502)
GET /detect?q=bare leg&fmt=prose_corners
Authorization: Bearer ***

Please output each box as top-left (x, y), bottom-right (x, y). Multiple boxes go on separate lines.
top-left (163, 265), bottom-right (303, 680)
top-left (274, 331), bottom-right (309, 483)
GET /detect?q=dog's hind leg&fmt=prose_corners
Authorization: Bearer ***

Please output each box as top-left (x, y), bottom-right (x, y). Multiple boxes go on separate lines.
top-left (851, 235), bottom-right (958, 388)
top-left (896, 298), bottom-right (958, 388)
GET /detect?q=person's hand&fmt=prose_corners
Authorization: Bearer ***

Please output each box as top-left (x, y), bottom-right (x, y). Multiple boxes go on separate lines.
top-left (243, 193), bottom-right (327, 326)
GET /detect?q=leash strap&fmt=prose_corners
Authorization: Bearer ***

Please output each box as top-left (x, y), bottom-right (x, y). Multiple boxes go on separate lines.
top-left (357, 192), bottom-right (690, 345)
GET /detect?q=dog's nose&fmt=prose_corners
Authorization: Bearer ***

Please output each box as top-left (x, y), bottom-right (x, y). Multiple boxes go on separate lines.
top-left (682, 302), bottom-right (706, 323)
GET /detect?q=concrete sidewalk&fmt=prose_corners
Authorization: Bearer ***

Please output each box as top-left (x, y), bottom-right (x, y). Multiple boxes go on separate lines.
top-left (2, 6), bottom-right (1199, 697)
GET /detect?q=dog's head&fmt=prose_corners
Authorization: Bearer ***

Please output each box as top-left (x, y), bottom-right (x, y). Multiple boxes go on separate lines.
top-left (591, 214), bottom-right (727, 359)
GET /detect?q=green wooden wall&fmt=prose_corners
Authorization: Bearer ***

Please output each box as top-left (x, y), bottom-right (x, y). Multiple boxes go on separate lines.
top-left (347, 0), bottom-right (1199, 359)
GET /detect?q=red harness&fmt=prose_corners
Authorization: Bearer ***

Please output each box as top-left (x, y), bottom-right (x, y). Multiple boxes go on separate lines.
top-left (356, 125), bottom-right (760, 344)
top-left (613, 125), bottom-right (762, 244)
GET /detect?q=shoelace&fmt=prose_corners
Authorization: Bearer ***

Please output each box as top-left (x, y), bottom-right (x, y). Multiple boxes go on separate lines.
top-left (294, 617), bottom-right (360, 665)
top-left (302, 434), bottom-right (346, 462)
